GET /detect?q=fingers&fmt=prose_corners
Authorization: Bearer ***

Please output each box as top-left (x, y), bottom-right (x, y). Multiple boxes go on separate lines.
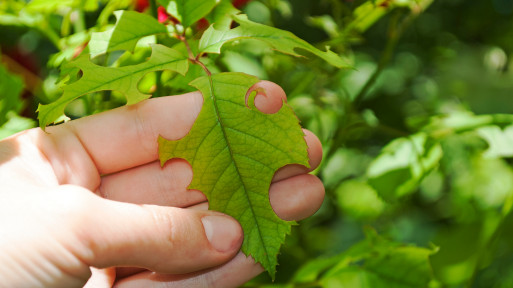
top-left (189, 174), bottom-right (325, 222)
top-left (270, 174), bottom-right (325, 221)
top-left (37, 80), bottom-right (290, 189)
top-left (250, 80), bottom-right (287, 115)
top-left (108, 172), bottom-right (325, 283)
top-left (97, 129), bottom-right (321, 206)
top-left (112, 171), bottom-right (325, 287)
top-left (113, 253), bottom-right (262, 288)
top-left (41, 91), bottom-right (204, 178)
top-left (97, 159), bottom-right (207, 206)
top-left (83, 267), bottom-right (115, 288)
top-left (62, 185), bottom-right (242, 275)
top-left (272, 129), bottom-right (322, 183)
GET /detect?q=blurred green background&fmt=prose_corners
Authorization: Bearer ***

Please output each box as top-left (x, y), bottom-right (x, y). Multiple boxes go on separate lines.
top-left (2, 0), bottom-right (513, 287)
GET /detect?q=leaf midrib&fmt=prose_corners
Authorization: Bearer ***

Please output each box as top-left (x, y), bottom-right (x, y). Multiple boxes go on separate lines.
top-left (208, 78), bottom-right (272, 268)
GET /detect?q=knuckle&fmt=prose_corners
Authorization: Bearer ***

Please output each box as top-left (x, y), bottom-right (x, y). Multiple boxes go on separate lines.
top-left (132, 103), bottom-right (158, 157)
top-left (145, 206), bottom-right (180, 248)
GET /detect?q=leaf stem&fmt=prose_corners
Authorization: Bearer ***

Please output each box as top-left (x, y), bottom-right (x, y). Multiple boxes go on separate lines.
top-left (353, 0), bottom-right (434, 106)
top-left (38, 21), bottom-right (61, 49)
top-left (180, 34), bottom-right (195, 60)
top-left (149, 0), bottom-right (163, 97)
top-left (352, 10), bottom-right (401, 106)
top-left (465, 210), bottom-right (512, 288)
top-left (73, 2), bottom-right (86, 33)
top-left (193, 58), bottom-right (212, 77)
top-left (149, 0), bottom-right (159, 19)
top-left (179, 34), bottom-right (212, 76)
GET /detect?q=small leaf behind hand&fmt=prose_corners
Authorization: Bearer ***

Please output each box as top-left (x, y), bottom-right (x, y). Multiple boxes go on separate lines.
top-left (38, 45), bottom-right (188, 128)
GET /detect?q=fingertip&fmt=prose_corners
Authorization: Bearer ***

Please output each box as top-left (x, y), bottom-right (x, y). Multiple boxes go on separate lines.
top-left (303, 129), bottom-right (323, 170)
top-left (201, 214), bottom-right (243, 253)
top-left (249, 81), bottom-right (287, 114)
top-left (270, 174), bottom-right (325, 221)
top-left (271, 129), bottom-right (323, 182)
top-left (73, 199), bottom-right (243, 274)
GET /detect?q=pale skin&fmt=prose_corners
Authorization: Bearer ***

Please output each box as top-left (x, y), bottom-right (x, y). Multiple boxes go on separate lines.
top-left (0, 81), bottom-right (324, 287)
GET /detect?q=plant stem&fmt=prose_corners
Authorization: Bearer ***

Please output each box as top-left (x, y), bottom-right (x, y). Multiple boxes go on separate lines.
top-left (179, 34), bottom-right (212, 76)
top-left (465, 210), bottom-right (512, 288)
top-left (353, 0), bottom-right (434, 107)
top-left (324, 1), bottom-right (435, 162)
top-left (1, 54), bottom-right (48, 102)
top-left (352, 11), bottom-right (400, 106)
top-left (149, 0), bottom-right (159, 18)
top-left (149, 0), bottom-right (163, 97)
top-left (38, 22), bottom-right (61, 49)
top-left (74, 1), bottom-right (87, 33)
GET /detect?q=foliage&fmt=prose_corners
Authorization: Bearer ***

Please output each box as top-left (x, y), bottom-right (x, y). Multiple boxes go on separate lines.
top-left (31, 0), bottom-right (345, 276)
top-left (292, 228), bottom-right (438, 288)
top-left (2, 0), bottom-right (513, 286)
top-left (0, 54), bottom-right (35, 138)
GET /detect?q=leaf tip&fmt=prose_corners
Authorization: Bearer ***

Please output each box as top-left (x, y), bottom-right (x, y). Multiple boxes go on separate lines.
top-left (36, 104), bottom-right (47, 130)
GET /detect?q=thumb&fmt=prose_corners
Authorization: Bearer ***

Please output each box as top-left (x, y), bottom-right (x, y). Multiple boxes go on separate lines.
top-left (62, 185), bottom-right (243, 274)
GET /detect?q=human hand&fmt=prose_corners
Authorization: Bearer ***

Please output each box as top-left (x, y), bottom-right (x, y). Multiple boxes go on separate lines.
top-left (0, 81), bottom-right (324, 287)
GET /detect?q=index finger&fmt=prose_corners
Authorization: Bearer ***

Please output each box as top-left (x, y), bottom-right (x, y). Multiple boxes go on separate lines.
top-left (44, 81), bottom-right (289, 176)
top-left (59, 91), bottom-right (203, 175)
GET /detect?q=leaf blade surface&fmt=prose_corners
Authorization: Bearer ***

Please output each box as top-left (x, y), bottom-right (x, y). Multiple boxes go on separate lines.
top-left (199, 14), bottom-right (349, 68)
top-left (158, 72), bottom-right (309, 278)
top-left (158, 0), bottom-right (217, 28)
top-left (89, 10), bottom-right (167, 58)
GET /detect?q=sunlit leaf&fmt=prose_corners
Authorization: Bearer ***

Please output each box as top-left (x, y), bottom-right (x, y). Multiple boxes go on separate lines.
top-left (0, 61), bottom-right (24, 125)
top-left (476, 125), bottom-right (513, 158)
top-left (0, 112), bottom-right (36, 140)
top-left (205, 0), bottom-right (240, 29)
top-left (293, 228), bottom-right (438, 287)
top-left (367, 133), bottom-right (443, 201)
top-left (335, 180), bottom-right (385, 220)
top-left (159, 72), bottom-right (309, 278)
top-left (199, 14), bottom-right (349, 68)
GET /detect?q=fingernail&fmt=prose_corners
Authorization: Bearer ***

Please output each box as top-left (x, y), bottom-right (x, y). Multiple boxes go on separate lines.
top-left (201, 215), bottom-right (242, 253)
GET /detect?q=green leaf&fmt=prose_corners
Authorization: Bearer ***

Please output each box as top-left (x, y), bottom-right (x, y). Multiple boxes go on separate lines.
top-left (25, 0), bottom-right (98, 12)
top-left (453, 156), bottom-right (513, 209)
top-left (198, 14), bottom-right (349, 68)
top-left (349, 0), bottom-right (392, 33)
top-left (38, 44), bottom-right (188, 128)
top-left (158, 72), bottom-right (310, 278)
top-left (320, 230), bottom-right (439, 288)
top-left (476, 125), bottom-right (513, 158)
top-left (367, 133), bottom-right (443, 201)
top-left (0, 112), bottom-right (36, 140)
top-left (205, 0), bottom-right (240, 29)
top-left (158, 0), bottom-right (217, 28)
top-left (335, 180), bottom-right (385, 220)
top-left (291, 254), bottom-right (345, 283)
top-left (89, 10), bottom-right (167, 58)
top-left (0, 61), bottom-right (24, 125)
top-left (25, 0), bottom-right (75, 12)
top-left (292, 229), bottom-right (438, 287)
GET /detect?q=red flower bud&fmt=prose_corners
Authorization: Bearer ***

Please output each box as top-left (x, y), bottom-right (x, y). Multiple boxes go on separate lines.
top-left (232, 0), bottom-right (252, 9)
top-left (135, 0), bottom-right (149, 12)
top-left (157, 6), bottom-right (170, 23)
